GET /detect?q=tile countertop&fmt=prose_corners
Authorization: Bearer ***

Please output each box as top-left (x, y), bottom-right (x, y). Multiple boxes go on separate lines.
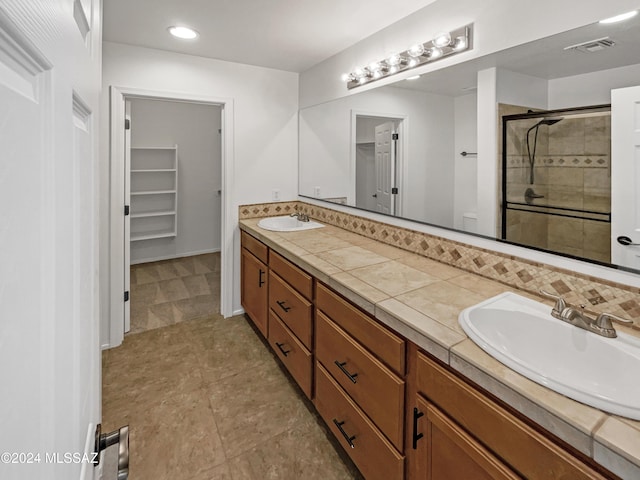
top-left (239, 218), bottom-right (640, 479)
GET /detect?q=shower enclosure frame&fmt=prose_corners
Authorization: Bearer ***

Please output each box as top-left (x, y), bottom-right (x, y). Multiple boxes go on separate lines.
top-left (500, 104), bottom-right (612, 255)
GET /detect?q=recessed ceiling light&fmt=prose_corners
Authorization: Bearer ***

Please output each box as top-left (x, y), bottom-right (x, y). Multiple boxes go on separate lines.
top-left (168, 26), bottom-right (199, 39)
top-left (406, 75), bottom-right (421, 80)
top-left (599, 10), bottom-right (638, 24)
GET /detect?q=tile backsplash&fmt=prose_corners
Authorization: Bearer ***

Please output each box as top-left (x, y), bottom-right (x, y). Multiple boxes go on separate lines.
top-left (239, 201), bottom-right (640, 323)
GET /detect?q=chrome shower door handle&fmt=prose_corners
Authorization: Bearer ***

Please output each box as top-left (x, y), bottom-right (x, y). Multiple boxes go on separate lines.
top-left (617, 236), bottom-right (640, 246)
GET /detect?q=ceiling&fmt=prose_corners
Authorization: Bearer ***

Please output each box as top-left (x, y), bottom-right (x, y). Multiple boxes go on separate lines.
top-left (103, 0), bottom-right (436, 72)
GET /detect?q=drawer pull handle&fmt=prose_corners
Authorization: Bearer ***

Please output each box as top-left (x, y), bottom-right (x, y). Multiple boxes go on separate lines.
top-left (333, 419), bottom-right (356, 448)
top-left (258, 269), bottom-right (265, 287)
top-left (276, 300), bottom-right (291, 312)
top-left (412, 407), bottom-right (424, 449)
top-left (334, 361), bottom-right (358, 384)
top-left (275, 342), bottom-right (290, 356)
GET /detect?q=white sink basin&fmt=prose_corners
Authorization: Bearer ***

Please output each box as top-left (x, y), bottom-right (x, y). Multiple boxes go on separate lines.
top-left (459, 292), bottom-right (640, 419)
top-left (257, 215), bottom-right (324, 232)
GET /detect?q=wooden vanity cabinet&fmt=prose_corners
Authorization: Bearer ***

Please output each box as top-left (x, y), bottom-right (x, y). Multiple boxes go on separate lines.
top-left (407, 345), bottom-right (615, 480)
top-left (314, 282), bottom-right (406, 478)
top-left (240, 231), bottom-right (268, 337)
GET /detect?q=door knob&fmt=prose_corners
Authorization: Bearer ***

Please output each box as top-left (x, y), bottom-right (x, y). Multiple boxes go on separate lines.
top-left (617, 236), bottom-right (640, 246)
top-left (372, 194), bottom-right (377, 198)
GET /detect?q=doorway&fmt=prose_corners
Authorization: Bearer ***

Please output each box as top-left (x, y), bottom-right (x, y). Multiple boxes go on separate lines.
top-left (353, 113), bottom-right (405, 216)
top-left (125, 98), bottom-right (223, 334)
top-left (109, 87), bottom-right (234, 348)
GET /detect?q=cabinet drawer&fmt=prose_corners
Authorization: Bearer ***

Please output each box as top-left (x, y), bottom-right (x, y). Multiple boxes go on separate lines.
top-left (416, 352), bottom-right (609, 480)
top-left (315, 363), bottom-right (404, 480)
top-left (268, 311), bottom-right (312, 399)
top-left (241, 230), bottom-right (268, 264)
top-left (316, 311), bottom-right (404, 451)
top-left (316, 283), bottom-right (405, 376)
top-left (269, 271), bottom-right (313, 349)
top-left (269, 250), bottom-right (313, 300)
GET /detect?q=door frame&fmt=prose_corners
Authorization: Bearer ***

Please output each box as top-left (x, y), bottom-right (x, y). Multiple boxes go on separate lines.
top-left (108, 86), bottom-right (234, 348)
top-left (350, 110), bottom-right (408, 217)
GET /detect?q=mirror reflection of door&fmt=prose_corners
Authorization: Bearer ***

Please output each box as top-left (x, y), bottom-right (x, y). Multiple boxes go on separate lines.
top-left (611, 85), bottom-right (640, 270)
top-left (355, 115), bottom-right (402, 215)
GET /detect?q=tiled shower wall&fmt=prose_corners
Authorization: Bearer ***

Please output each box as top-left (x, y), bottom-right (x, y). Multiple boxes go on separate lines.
top-left (503, 104), bottom-right (611, 263)
top-left (239, 200), bottom-right (640, 324)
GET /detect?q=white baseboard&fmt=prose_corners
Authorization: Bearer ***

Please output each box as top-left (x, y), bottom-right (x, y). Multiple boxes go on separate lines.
top-left (131, 247), bottom-right (221, 265)
top-left (231, 308), bottom-right (245, 318)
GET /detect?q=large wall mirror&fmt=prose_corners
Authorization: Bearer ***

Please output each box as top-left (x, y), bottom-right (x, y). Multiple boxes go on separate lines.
top-left (299, 16), bottom-right (640, 274)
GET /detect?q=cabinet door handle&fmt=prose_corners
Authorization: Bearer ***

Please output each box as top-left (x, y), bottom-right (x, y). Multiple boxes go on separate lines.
top-left (332, 419), bottom-right (356, 448)
top-left (412, 407), bottom-right (424, 449)
top-left (258, 269), bottom-right (265, 287)
top-left (334, 360), bottom-right (358, 384)
top-left (276, 300), bottom-right (291, 312)
top-left (275, 342), bottom-right (290, 356)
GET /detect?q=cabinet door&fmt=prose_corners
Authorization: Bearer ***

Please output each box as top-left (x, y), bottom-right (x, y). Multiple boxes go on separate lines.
top-left (413, 396), bottom-right (519, 480)
top-left (241, 248), bottom-right (268, 337)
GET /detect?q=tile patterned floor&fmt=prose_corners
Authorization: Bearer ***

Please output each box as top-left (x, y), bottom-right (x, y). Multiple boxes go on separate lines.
top-left (103, 316), bottom-right (361, 479)
top-left (129, 254), bottom-right (221, 334)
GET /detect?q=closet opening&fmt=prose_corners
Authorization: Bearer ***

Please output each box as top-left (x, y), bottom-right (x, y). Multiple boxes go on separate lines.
top-left (108, 87), bottom-right (234, 348)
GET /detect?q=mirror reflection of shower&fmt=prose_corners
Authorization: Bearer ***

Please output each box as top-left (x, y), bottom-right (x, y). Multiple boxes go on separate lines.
top-left (501, 105), bottom-right (611, 264)
top-left (526, 116), bottom-right (563, 184)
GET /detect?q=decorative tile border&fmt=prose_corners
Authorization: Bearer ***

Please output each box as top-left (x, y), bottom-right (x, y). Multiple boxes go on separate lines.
top-left (240, 201), bottom-right (640, 322)
top-left (506, 155), bottom-right (609, 168)
top-left (238, 201), bottom-right (300, 219)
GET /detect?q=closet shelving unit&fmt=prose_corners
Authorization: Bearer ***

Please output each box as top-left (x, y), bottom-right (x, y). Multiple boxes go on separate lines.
top-left (130, 145), bottom-right (178, 242)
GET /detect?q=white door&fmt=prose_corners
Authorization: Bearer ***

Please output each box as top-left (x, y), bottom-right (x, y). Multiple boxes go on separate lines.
top-left (0, 3), bottom-right (101, 480)
top-left (375, 122), bottom-right (396, 214)
top-left (124, 103), bottom-right (132, 333)
top-left (611, 86), bottom-right (640, 269)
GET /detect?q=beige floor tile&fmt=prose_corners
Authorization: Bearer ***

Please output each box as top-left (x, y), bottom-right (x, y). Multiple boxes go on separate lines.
top-left (207, 359), bottom-right (316, 458)
top-left (227, 422), bottom-right (361, 480)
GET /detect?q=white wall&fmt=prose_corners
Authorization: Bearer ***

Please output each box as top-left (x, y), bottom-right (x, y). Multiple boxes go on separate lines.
top-left (299, 0), bottom-right (638, 108)
top-left (453, 93), bottom-right (478, 230)
top-left (299, 85), bottom-right (455, 225)
top-left (100, 42), bottom-right (299, 345)
top-left (548, 62), bottom-right (640, 109)
top-left (129, 98), bottom-right (222, 263)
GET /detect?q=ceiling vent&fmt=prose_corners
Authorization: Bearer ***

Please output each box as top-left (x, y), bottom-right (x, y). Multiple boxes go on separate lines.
top-left (564, 37), bottom-right (616, 53)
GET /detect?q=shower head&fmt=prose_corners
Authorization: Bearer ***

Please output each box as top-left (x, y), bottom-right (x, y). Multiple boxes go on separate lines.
top-left (538, 116), bottom-right (564, 126)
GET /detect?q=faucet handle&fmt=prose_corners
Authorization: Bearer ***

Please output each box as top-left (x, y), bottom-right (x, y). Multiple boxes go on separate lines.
top-left (540, 289), bottom-right (567, 312)
top-left (595, 312), bottom-right (634, 330)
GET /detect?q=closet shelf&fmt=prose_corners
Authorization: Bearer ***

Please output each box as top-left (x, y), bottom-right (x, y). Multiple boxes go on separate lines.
top-left (131, 189), bottom-right (176, 196)
top-left (130, 144), bottom-right (178, 242)
top-left (131, 232), bottom-right (177, 242)
top-left (131, 210), bottom-right (176, 219)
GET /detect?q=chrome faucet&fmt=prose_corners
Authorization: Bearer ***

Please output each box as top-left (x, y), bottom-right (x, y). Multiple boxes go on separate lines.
top-left (290, 212), bottom-right (310, 222)
top-left (540, 290), bottom-right (633, 338)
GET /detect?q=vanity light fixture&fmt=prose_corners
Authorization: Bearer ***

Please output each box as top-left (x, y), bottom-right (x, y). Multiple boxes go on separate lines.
top-left (599, 10), bottom-right (638, 24)
top-left (168, 26), bottom-right (199, 39)
top-left (341, 24), bottom-right (472, 89)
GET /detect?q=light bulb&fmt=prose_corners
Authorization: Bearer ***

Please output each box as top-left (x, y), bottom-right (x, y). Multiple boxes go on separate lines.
top-left (373, 70), bottom-right (383, 79)
top-left (368, 61), bottom-right (382, 72)
top-left (408, 43), bottom-right (425, 57)
top-left (358, 76), bottom-right (367, 84)
top-left (428, 47), bottom-right (442, 59)
top-left (453, 36), bottom-right (467, 51)
top-left (387, 54), bottom-right (401, 66)
top-left (433, 31), bottom-right (451, 47)
top-left (168, 26), bottom-right (198, 39)
top-left (353, 67), bottom-right (365, 78)
top-left (408, 57), bottom-right (419, 68)
top-left (388, 65), bottom-right (399, 74)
